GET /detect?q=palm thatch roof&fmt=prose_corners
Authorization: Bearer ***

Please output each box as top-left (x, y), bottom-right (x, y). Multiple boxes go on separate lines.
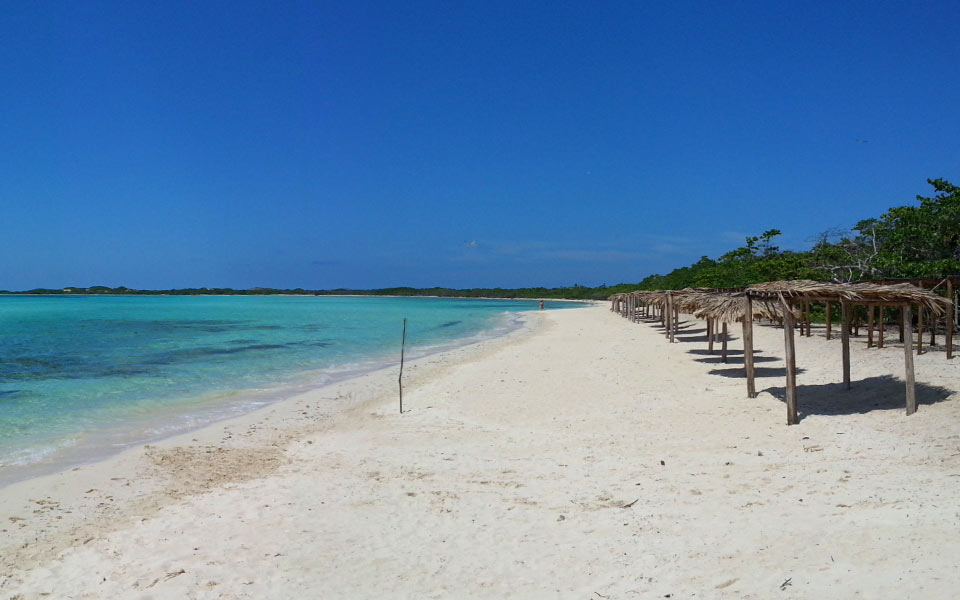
top-left (746, 280), bottom-right (952, 314)
top-left (691, 292), bottom-right (791, 323)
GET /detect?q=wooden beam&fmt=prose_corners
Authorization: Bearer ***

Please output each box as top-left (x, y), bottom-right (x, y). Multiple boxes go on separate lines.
top-left (825, 302), bottom-right (832, 340)
top-left (722, 322), bottom-right (728, 363)
top-left (783, 297), bottom-right (799, 425)
top-left (867, 305), bottom-right (874, 348)
top-left (904, 304), bottom-right (917, 415)
top-left (672, 305), bottom-right (678, 343)
top-left (708, 318), bottom-right (714, 354)
top-left (744, 297), bottom-right (757, 399)
top-left (663, 296), bottom-right (669, 336)
top-left (841, 300), bottom-right (851, 390)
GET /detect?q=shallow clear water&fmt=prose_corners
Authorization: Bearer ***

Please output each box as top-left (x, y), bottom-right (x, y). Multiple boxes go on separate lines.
top-left (0, 295), bottom-right (576, 486)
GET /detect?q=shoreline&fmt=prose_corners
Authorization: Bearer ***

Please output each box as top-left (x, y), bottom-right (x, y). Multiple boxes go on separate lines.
top-left (3, 303), bottom-right (959, 598)
top-left (0, 309), bottom-right (550, 578)
top-left (0, 293), bottom-right (596, 302)
top-left (0, 307), bottom-right (542, 490)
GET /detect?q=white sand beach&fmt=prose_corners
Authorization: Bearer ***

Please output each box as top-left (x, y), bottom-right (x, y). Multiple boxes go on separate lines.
top-left (2, 303), bottom-right (959, 599)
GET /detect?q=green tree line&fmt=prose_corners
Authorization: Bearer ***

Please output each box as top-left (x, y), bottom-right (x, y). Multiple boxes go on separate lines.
top-left (634, 178), bottom-right (959, 291)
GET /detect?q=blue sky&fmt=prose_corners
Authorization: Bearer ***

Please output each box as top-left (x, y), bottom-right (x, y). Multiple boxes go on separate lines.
top-left (1, 1), bottom-right (958, 290)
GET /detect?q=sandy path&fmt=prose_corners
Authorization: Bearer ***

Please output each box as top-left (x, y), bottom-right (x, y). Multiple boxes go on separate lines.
top-left (2, 304), bottom-right (959, 599)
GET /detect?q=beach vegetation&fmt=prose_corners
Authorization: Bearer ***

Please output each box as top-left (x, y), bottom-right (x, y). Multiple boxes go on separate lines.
top-left (632, 178), bottom-right (959, 291)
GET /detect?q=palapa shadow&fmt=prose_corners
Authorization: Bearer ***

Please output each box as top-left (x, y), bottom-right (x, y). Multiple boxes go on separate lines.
top-left (708, 366), bottom-right (806, 378)
top-left (687, 348), bottom-right (754, 356)
top-left (761, 374), bottom-right (954, 419)
top-left (694, 355), bottom-right (779, 365)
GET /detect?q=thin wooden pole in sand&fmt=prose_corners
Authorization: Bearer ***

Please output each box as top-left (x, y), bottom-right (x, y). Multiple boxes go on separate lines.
top-left (867, 305), bottom-right (875, 348)
top-left (743, 296), bottom-right (757, 398)
top-left (841, 300), bottom-right (851, 390)
top-left (903, 304), bottom-right (916, 415)
top-left (782, 297), bottom-right (798, 425)
top-left (708, 318), bottom-right (714, 354)
top-left (399, 318), bottom-right (407, 414)
top-left (948, 279), bottom-right (955, 360)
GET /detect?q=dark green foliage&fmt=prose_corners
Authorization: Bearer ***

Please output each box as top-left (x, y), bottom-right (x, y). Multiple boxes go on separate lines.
top-left (634, 179), bottom-right (959, 290)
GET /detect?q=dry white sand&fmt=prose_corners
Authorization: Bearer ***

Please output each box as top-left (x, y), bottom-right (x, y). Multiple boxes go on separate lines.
top-left (2, 303), bottom-right (959, 599)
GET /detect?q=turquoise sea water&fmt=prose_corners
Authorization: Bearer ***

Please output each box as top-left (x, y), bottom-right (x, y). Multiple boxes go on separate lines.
top-left (0, 295), bottom-right (576, 486)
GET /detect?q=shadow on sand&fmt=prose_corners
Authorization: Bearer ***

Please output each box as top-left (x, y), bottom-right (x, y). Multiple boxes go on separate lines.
top-left (708, 366), bottom-right (806, 378)
top-left (762, 374), bottom-right (954, 419)
top-left (694, 355), bottom-right (779, 365)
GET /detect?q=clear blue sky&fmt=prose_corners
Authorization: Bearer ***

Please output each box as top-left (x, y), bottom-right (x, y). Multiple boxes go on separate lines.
top-left (2, 1), bottom-right (958, 290)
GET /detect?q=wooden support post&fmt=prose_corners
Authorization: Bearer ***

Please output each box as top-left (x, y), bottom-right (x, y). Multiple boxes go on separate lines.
top-left (708, 318), bottom-right (714, 354)
top-left (806, 302), bottom-right (813, 337)
top-left (878, 307), bottom-right (885, 349)
top-left (744, 296), bottom-right (757, 399)
top-left (721, 322), bottom-right (728, 363)
top-left (899, 308), bottom-right (905, 342)
top-left (672, 306), bottom-right (678, 343)
top-left (867, 305), bottom-right (874, 348)
top-left (948, 279), bottom-right (955, 360)
top-left (903, 304), bottom-right (917, 415)
top-left (783, 298), bottom-right (799, 425)
top-left (917, 307), bottom-right (924, 355)
top-left (664, 298), bottom-right (671, 338)
top-left (841, 300), bottom-right (851, 390)
top-left (930, 309), bottom-right (936, 347)
top-left (666, 297), bottom-right (671, 337)
top-left (825, 302), bottom-right (832, 340)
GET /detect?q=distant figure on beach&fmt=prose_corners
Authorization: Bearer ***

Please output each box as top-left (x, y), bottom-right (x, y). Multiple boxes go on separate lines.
top-left (539, 300), bottom-right (544, 310)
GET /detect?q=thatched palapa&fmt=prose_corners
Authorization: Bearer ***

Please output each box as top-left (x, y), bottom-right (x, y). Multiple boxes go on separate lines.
top-left (744, 280), bottom-right (953, 424)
